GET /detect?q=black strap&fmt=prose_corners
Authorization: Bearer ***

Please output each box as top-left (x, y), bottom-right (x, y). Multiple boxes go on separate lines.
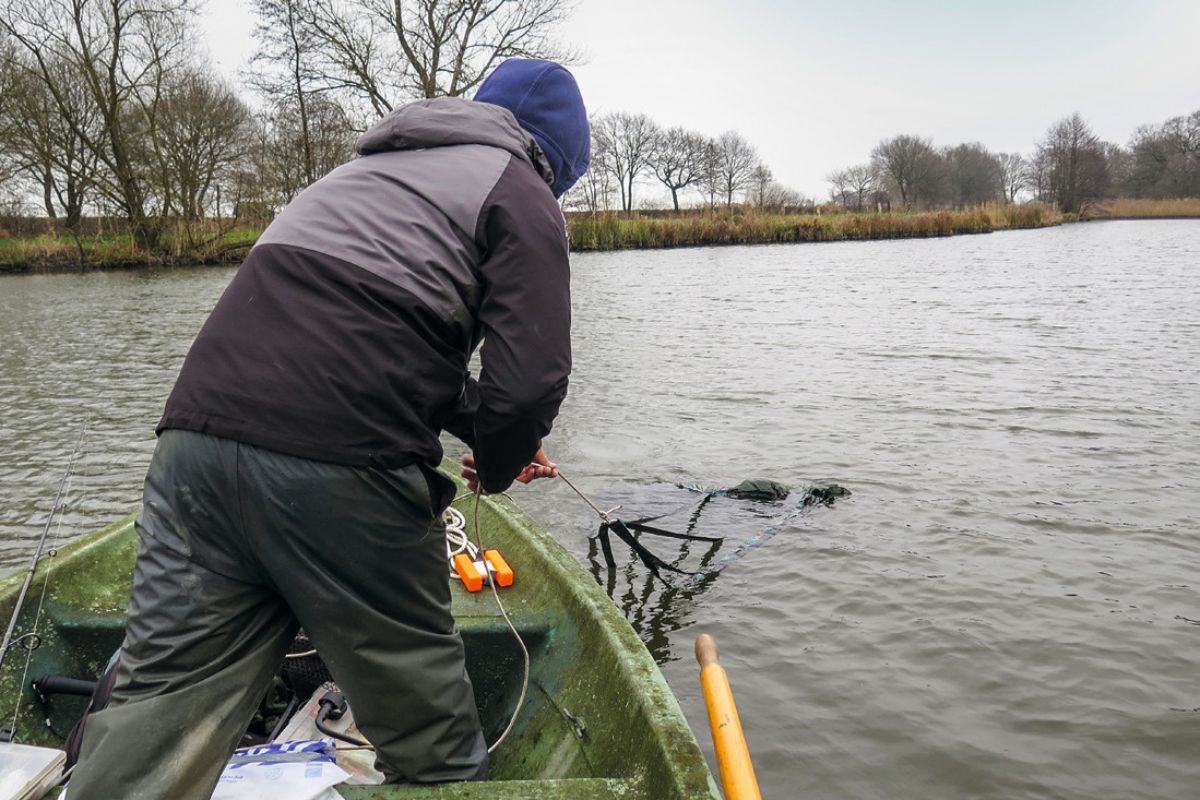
top-left (607, 519), bottom-right (697, 582)
top-left (597, 523), bottom-right (617, 569)
top-left (623, 521), bottom-right (723, 543)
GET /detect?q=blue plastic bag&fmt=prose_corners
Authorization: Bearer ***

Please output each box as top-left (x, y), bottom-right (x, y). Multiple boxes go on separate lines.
top-left (211, 740), bottom-right (348, 800)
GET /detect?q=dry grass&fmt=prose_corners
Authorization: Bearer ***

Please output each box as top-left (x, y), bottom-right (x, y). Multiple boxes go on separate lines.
top-left (23, 197), bottom-right (1193, 271)
top-left (0, 235), bottom-right (136, 272)
top-left (568, 203), bottom-right (1063, 252)
top-left (1083, 198), bottom-right (1200, 219)
top-left (0, 229), bottom-right (258, 273)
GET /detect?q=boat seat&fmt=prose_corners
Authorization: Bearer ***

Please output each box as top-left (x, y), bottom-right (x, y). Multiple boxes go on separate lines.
top-left (43, 604), bottom-right (127, 654)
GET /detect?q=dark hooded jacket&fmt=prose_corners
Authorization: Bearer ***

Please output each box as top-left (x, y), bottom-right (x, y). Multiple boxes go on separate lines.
top-left (158, 97), bottom-right (571, 493)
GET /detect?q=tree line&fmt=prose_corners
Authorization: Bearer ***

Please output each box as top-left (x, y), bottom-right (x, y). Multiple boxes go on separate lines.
top-left (829, 109), bottom-right (1200, 215)
top-left (2, 0), bottom-right (1198, 255)
top-left (0, 0), bottom-right (574, 250)
top-left (0, 0), bottom-right (798, 240)
top-left (567, 114), bottom-right (803, 214)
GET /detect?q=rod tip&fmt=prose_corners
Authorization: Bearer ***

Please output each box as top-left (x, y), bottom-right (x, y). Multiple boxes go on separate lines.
top-left (695, 633), bottom-right (720, 667)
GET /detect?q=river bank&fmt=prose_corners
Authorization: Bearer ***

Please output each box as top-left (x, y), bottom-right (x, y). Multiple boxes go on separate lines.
top-left (569, 203), bottom-right (1061, 251)
top-left (2, 199), bottom-right (1197, 274)
top-left (0, 229), bottom-right (257, 275)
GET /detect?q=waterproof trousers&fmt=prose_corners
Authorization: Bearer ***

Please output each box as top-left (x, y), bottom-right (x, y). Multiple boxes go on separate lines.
top-left (68, 430), bottom-right (487, 799)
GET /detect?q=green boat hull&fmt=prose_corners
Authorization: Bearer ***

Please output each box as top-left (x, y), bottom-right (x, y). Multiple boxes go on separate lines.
top-left (0, 466), bottom-right (719, 799)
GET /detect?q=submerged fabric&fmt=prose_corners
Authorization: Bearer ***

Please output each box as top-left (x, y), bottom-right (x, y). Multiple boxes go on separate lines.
top-left (160, 97), bottom-right (571, 494)
top-left (723, 479), bottom-right (791, 502)
top-left (68, 430), bottom-right (486, 799)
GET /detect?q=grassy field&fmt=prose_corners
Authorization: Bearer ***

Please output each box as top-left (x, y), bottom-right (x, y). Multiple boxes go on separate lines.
top-left (568, 203), bottom-right (1063, 251)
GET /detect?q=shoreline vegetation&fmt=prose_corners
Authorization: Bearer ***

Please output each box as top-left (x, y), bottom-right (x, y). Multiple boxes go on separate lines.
top-left (1, 198), bottom-right (1198, 275)
top-left (4, 1), bottom-right (1197, 278)
top-left (569, 202), bottom-right (1060, 251)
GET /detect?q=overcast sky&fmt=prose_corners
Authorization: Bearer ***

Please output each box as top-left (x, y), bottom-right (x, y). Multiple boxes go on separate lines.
top-left (199, 0), bottom-right (1200, 200)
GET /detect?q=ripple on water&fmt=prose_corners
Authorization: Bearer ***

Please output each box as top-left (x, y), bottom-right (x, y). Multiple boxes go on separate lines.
top-left (3, 223), bottom-right (1199, 798)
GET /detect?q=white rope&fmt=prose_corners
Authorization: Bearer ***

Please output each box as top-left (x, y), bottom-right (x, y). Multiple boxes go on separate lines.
top-left (469, 491), bottom-right (530, 755)
top-left (443, 506), bottom-right (478, 576)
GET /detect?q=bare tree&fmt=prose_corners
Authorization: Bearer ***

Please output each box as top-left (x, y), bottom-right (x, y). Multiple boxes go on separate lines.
top-left (146, 71), bottom-right (250, 221)
top-left (1126, 110), bottom-right (1200, 198)
top-left (593, 112), bottom-right (658, 212)
top-left (254, 95), bottom-right (355, 209)
top-left (286, 0), bottom-right (395, 119)
top-left (0, 38), bottom-right (16, 188)
top-left (565, 130), bottom-right (615, 213)
top-left (827, 168), bottom-right (852, 208)
top-left (871, 134), bottom-right (943, 208)
top-left (712, 130), bottom-right (758, 208)
top-left (943, 142), bottom-right (1003, 206)
top-left (748, 164), bottom-right (802, 210)
top-left (1027, 148), bottom-right (1052, 204)
top-left (249, 0), bottom-right (327, 185)
top-left (0, 55), bottom-right (100, 229)
top-left (231, 111), bottom-right (279, 225)
top-left (1036, 113), bottom-right (1109, 213)
top-left (1, 0), bottom-right (195, 250)
top-left (748, 164), bottom-right (772, 207)
top-left (765, 183), bottom-right (807, 209)
top-left (997, 153), bottom-right (1029, 203)
top-left (846, 164), bottom-right (877, 211)
top-left (1102, 142), bottom-right (1133, 198)
top-left (829, 165), bottom-right (878, 211)
top-left (1158, 110), bottom-right (1200, 195)
top-left (836, 164), bottom-right (877, 211)
top-left (650, 126), bottom-right (706, 212)
top-left (697, 138), bottom-right (720, 210)
top-left (285, 0), bottom-right (576, 117)
top-left (390, 0), bottom-right (575, 98)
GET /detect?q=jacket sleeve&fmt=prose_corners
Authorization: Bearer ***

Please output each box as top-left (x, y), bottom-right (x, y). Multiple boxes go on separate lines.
top-left (469, 157), bottom-right (572, 493)
top-left (439, 375), bottom-right (481, 448)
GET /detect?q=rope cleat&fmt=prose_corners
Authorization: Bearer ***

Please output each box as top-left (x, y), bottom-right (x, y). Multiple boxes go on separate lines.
top-left (453, 549), bottom-right (514, 592)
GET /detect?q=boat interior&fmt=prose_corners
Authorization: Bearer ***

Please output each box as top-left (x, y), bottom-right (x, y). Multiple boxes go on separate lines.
top-left (0, 488), bottom-right (718, 799)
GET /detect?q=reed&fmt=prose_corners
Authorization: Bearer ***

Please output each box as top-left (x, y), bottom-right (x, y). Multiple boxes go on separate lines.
top-left (0, 201), bottom-right (1103, 272)
top-left (567, 204), bottom-right (1063, 252)
top-left (1082, 198), bottom-right (1200, 219)
top-left (0, 235), bottom-right (134, 272)
top-left (0, 229), bottom-right (256, 273)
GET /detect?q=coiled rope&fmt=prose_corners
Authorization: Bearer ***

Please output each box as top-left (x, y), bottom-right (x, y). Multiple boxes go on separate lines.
top-left (445, 495), bottom-right (529, 754)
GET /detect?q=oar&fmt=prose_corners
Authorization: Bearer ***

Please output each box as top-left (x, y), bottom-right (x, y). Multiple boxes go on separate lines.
top-left (695, 634), bottom-right (762, 800)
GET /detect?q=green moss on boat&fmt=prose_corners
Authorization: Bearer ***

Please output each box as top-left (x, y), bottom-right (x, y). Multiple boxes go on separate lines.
top-left (0, 466), bottom-right (720, 799)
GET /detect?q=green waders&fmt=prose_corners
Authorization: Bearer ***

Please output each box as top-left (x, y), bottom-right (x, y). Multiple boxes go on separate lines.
top-left (67, 430), bottom-right (487, 799)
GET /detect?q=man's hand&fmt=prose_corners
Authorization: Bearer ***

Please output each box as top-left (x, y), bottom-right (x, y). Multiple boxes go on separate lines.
top-left (515, 448), bottom-right (558, 484)
top-left (461, 449), bottom-right (558, 494)
top-left (460, 454), bottom-right (488, 494)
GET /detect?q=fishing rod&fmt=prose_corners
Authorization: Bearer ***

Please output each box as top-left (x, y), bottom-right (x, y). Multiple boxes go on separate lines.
top-left (0, 424), bottom-right (87, 669)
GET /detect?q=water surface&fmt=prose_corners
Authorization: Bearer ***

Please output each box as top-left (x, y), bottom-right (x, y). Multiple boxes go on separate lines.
top-left (2, 221), bottom-right (1197, 798)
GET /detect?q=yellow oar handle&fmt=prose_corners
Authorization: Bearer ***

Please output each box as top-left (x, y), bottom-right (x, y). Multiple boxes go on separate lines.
top-left (695, 634), bottom-right (762, 800)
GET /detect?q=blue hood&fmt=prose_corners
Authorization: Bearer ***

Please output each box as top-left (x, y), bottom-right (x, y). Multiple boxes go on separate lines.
top-left (474, 59), bottom-right (589, 198)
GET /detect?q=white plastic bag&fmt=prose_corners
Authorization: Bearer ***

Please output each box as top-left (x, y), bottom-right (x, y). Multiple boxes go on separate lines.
top-left (0, 743), bottom-right (65, 800)
top-left (210, 740), bottom-right (348, 800)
